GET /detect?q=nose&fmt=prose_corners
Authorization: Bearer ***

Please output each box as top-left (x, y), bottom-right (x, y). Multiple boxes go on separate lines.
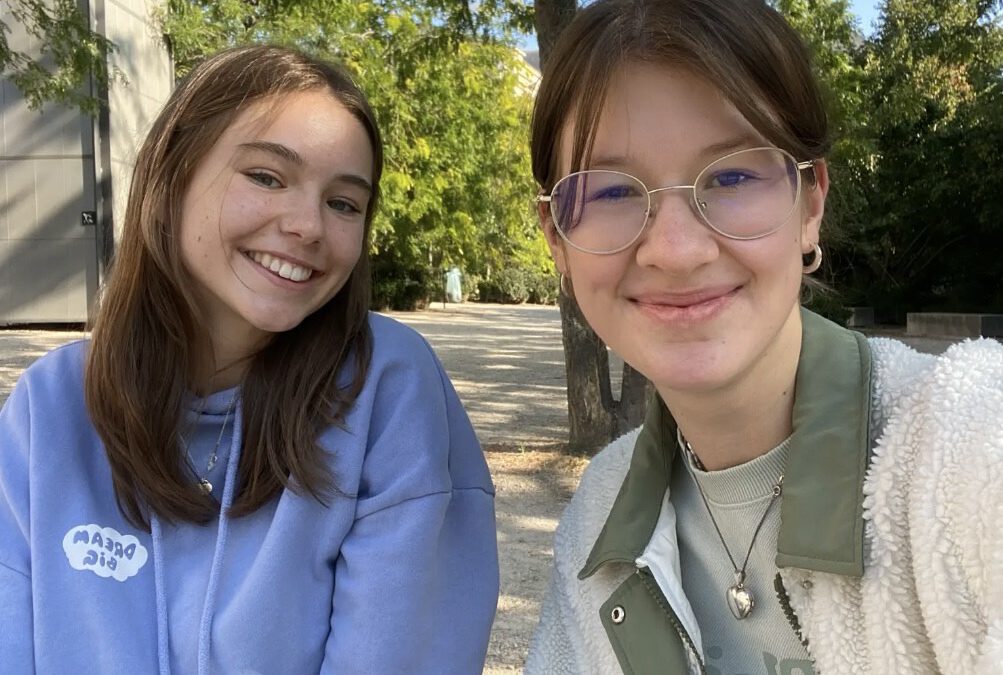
top-left (278, 199), bottom-right (325, 242)
top-left (633, 188), bottom-right (720, 272)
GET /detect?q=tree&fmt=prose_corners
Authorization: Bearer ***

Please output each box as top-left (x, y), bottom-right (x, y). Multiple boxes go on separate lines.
top-left (833, 0), bottom-right (1003, 319)
top-left (532, 0), bottom-right (651, 452)
top-left (1, 0), bottom-right (118, 114)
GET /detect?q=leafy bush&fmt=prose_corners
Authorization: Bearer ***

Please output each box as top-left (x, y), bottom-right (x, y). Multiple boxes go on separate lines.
top-left (479, 268), bottom-right (530, 304)
top-left (462, 272), bottom-right (482, 302)
top-left (371, 259), bottom-right (436, 311)
top-left (478, 268), bottom-right (558, 305)
top-left (527, 272), bottom-right (559, 305)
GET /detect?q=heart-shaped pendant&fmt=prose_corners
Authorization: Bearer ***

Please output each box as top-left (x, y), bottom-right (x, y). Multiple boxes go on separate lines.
top-left (198, 479), bottom-right (213, 495)
top-left (726, 583), bottom-right (754, 620)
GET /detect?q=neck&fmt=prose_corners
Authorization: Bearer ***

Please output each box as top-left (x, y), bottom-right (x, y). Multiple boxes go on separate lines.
top-left (659, 305), bottom-right (803, 471)
top-left (193, 323), bottom-right (268, 395)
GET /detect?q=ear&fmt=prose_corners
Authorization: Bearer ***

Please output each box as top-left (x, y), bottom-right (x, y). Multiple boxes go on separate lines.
top-left (538, 198), bottom-right (569, 275)
top-left (801, 159), bottom-right (829, 249)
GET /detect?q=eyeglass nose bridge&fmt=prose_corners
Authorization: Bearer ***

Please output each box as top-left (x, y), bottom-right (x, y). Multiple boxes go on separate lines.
top-left (643, 184), bottom-right (706, 220)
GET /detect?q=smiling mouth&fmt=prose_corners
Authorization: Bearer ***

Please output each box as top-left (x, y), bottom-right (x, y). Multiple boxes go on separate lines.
top-left (247, 251), bottom-right (315, 282)
top-left (631, 286), bottom-right (740, 322)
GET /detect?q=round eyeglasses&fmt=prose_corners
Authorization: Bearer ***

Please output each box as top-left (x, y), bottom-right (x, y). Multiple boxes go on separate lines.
top-left (537, 147), bottom-right (816, 255)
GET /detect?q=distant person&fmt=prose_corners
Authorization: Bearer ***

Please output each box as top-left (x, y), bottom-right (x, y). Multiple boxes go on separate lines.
top-left (524, 1), bottom-right (1003, 673)
top-left (0, 45), bottom-right (498, 674)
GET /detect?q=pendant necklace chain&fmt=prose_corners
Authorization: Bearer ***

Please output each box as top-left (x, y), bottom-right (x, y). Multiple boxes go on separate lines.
top-left (182, 391), bottom-right (238, 496)
top-left (677, 428), bottom-right (784, 620)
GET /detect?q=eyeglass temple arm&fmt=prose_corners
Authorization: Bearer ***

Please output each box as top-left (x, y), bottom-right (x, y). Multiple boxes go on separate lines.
top-left (536, 195), bottom-right (552, 203)
top-left (798, 159), bottom-right (819, 187)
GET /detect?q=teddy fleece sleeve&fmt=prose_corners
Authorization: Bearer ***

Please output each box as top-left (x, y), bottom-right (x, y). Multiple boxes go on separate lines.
top-left (0, 379), bottom-right (36, 671)
top-left (525, 563), bottom-right (585, 674)
top-left (908, 339), bottom-right (1003, 673)
top-left (320, 333), bottom-right (498, 674)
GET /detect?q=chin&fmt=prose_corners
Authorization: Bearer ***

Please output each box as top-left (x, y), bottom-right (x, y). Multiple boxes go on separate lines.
top-left (245, 312), bottom-right (310, 336)
top-left (639, 348), bottom-right (738, 395)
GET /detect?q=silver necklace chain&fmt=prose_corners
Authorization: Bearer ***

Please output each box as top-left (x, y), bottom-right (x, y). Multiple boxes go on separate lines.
top-left (181, 391), bottom-right (238, 496)
top-left (677, 428), bottom-right (784, 620)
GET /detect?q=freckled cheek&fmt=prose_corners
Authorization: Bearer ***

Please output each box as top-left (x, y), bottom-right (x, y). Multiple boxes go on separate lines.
top-left (330, 223), bottom-right (365, 261)
top-left (567, 250), bottom-right (626, 292)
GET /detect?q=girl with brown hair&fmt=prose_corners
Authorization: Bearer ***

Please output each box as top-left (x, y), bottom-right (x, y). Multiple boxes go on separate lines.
top-left (0, 45), bottom-right (498, 674)
top-left (525, 1), bottom-right (1003, 673)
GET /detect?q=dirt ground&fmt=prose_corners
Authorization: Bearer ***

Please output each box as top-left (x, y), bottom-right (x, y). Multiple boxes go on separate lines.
top-left (482, 448), bottom-right (588, 673)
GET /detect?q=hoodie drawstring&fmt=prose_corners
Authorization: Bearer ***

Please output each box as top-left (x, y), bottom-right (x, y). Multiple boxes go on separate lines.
top-left (151, 401), bottom-right (244, 675)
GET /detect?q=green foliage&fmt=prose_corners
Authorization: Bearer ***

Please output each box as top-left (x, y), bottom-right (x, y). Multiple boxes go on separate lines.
top-left (478, 267), bottom-right (557, 304)
top-left (777, 0), bottom-right (1003, 321)
top-left (1, 0), bottom-right (119, 114)
top-left (480, 267), bottom-right (530, 304)
top-left (161, 0), bottom-right (550, 310)
top-left (371, 254), bottom-right (437, 311)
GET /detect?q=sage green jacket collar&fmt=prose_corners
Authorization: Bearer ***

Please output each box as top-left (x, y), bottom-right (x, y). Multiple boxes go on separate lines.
top-left (580, 308), bottom-right (873, 580)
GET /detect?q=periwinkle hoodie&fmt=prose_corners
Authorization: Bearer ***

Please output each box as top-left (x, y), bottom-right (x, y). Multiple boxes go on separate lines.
top-left (0, 313), bottom-right (499, 674)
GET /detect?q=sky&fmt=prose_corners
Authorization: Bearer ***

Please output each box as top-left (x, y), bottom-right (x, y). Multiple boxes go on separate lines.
top-left (518, 0), bottom-right (884, 52)
top-left (851, 0), bottom-right (883, 36)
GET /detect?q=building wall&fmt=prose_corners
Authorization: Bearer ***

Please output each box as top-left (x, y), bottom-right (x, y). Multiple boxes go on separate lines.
top-left (0, 3), bottom-right (100, 324)
top-left (100, 0), bottom-right (173, 244)
top-left (0, 0), bottom-right (170, 324)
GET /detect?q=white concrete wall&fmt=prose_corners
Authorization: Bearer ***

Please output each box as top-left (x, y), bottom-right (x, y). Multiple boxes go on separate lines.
top-left (102, 0), bottom-right (172, 243)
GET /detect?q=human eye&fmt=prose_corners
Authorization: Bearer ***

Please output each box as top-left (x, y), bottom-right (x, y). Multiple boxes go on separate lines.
top-left (705, 169), bottom-right (759, 189)
top-left (245, 171), bottom-right (282, 188)
top-left (586, 181), bottom-right (641, 203)
top-left (327, 197), bottom-right (362, 215)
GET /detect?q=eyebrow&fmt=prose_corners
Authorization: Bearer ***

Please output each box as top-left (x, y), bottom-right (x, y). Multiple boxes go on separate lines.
top-left (239, 141), bottom-right (304, 165)
top-left (699, 133), bottom-right (764, 158)
top-left (238, 140), bottom-right (373, 193)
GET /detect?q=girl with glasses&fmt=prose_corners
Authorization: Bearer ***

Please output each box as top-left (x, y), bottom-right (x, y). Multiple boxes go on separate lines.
top-left (0, 45), bottom-right (498, 674)
top-left (526, 1), bottom-right (1003, 673)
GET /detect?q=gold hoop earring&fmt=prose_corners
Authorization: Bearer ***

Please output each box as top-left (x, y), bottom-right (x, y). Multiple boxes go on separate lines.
top-left (802, 243), bottom-right (822, 274)
top-left (559, 273), bottom-right (572, 297)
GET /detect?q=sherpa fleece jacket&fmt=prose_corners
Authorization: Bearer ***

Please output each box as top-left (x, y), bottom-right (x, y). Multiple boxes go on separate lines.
top-left (528, 319), bottom-right (1003, 674)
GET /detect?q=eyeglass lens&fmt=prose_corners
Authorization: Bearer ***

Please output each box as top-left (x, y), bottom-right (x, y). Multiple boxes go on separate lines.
top-left (550, 148), bottom-right (801, 254)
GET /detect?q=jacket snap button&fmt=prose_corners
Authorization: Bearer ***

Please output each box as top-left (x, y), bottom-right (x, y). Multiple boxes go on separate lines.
top-left (611, 606), bottom-right (626, 624)
top-left (801, 579), bottom-right (813, 590)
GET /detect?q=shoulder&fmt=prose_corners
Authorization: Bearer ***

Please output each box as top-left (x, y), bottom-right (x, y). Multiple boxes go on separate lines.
top-left (552, 429), bottom-right (640, 571)
top-left (359, 312), bottom-right (453, 405)
top-left (868, 336), bottom-right (1002, 420)
top-left (866, 337), bottom-right (935, 407)
top-left (368, 312), bottom-right (437, 362)
top-left (929, 337), bottom-right (1003, 388)
top-left (341, 314), bottom-right (488, 508)
top-left (4, 340), bottom-right (89, 409)
top-left (866, 336), bottom-right (1002, 531)
top-left (364, 312), bottom-right (452, 387)
top-left (866, 339), bottom-right (1003, 663)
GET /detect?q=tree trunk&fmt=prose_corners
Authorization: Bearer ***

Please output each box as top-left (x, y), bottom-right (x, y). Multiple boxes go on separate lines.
top-left (557, 291), bottom-right (614, 450)
top-left (533, 0), bottom-right (577, 67)
top-left (535, 0), bottom-right (651, 453)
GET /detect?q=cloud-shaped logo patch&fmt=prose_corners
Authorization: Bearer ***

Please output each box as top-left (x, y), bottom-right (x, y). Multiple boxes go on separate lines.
top-left (62, 524), bottom-right (148, 582)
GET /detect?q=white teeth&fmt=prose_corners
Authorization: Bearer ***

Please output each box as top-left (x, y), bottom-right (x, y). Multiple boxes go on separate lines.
top-left (248, 251), bottom-right (313, 282)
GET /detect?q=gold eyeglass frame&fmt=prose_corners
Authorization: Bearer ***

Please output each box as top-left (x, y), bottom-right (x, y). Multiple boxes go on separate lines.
top-left (537, 146), bottom-right (817, 255)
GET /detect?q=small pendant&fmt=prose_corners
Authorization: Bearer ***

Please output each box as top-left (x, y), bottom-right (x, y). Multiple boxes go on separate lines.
top-left (727, 580), bottom-right (755, 620)
top-left (198, 479), bottom-right (213, 495)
